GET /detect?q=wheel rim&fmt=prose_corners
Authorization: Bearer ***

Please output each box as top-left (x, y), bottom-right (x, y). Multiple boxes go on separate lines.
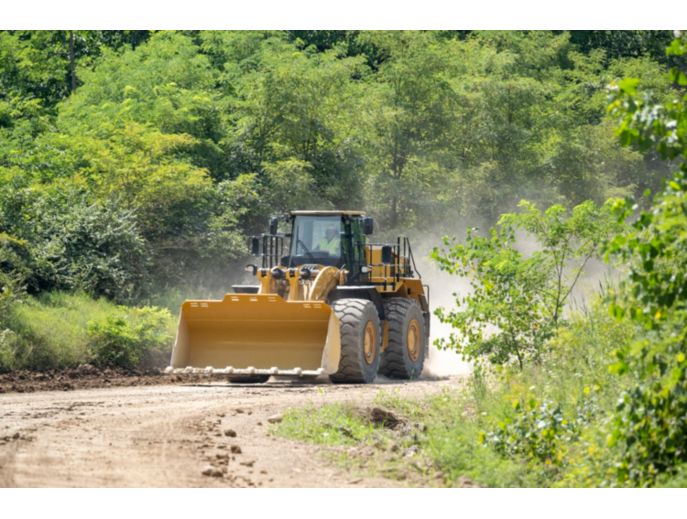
top-left (363, 320), bottom-right (377, 365)
top-left (406, 319), bottom-right (421, 362)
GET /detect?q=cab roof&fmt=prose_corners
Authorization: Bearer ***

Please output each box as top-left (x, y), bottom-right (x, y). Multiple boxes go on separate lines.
top-left (289, 210), bottom-right (366, 217)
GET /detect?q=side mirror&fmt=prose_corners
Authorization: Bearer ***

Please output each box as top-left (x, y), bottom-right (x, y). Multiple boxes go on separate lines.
top-left (250, 237), bottom-right (261, 256)
top-left (381, 245), bottom-right (393, 264)
top-left (269, 216), bottom-right (279, 235)
top-left (362, 217), bottom-right (374, 235)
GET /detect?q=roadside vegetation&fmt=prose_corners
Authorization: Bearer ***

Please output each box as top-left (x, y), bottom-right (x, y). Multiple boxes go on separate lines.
top-left (274, 32), bottom-right (687, 487)
top-left (0, 291), bottom-right (173, 371)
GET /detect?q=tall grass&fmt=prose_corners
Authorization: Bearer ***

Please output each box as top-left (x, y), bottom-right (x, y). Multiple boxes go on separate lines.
top-left (0, 291), bottom-right (174, 371)
top-left (273, 300), bottom-right (647, 487)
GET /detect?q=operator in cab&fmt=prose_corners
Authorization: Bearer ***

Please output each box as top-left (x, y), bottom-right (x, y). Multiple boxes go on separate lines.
top-left (315, 225), bottom-right (340, 255)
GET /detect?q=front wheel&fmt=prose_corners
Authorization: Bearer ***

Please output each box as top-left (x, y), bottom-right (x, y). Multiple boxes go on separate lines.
top-left (329, 299), bottom-right (381, 384)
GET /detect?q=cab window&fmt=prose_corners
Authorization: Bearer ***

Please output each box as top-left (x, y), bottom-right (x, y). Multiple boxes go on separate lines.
top-left (290, 216), bottom-right (342, 258)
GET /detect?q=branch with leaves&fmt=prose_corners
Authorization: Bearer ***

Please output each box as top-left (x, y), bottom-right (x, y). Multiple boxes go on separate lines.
top-left (432, 199), bottom-right (620, 370)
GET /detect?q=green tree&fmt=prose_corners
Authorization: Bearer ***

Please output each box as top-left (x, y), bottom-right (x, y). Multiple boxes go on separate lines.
top-left (432, 200), bottom-right (618, 369)
top-left (361, 31), bottom-right (459, 229)
top-left (605, 34), bottom-right (687, 486)
top-left (224, 35), bottom-right (367, 208)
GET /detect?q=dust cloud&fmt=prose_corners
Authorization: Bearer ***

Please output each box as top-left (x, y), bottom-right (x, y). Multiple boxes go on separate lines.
top-left (409, 234), bottom-right (473, 377)
top-left (409, 228), bottom-right (616, 378)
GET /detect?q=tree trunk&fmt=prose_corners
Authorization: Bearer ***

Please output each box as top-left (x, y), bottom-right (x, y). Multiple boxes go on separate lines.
top-left (390, 196), bottom-right (398, 228)
top-left (69, 31), bottom-right (76, 93)
top-left (388, 136), bottom-right (405, 229)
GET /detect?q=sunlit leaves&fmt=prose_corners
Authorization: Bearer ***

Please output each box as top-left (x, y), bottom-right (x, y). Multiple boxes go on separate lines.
top-left (606, 34), bottom-right (687, 486)
top-left (432, 199), bottom-right (617, 370)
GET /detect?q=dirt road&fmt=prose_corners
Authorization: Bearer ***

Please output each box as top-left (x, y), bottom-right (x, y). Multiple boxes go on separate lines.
top-left (0, 376), bottom-right (460, 487)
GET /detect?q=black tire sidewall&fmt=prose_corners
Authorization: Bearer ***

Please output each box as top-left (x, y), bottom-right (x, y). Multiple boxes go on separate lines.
top-left (330, 298), bottom-right (381, 383)
top-left (355, 302), bottom-right (381, 382)
top-left (382, 299), bottom-right (426, 379)
top-left (400, 301), bottom-right (426, 377)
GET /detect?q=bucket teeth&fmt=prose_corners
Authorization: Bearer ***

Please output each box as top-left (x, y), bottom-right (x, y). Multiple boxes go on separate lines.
top-left (166, 366), bottom-right (324, 377)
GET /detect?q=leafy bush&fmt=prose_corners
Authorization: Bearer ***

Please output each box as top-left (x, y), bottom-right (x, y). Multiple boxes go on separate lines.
top-left (484, 396), bottom-right (599, 469)
top-left (432, 199), bottom-right (619, 369)
top-left (604, 34), bottom-right (687, 486)
top-left (31, 196), bottom-right (150, 302)
top-left (87, 317), bottom-right (140, 369)
top-left (0, 231), bottom-right (31, 287)
top-left (87, 306), bottom-right (173, 370)
top-left (0, 178), bottom-right (151, 302)
top-left (460, 301), bottom-right (632, 486)
top-left (0, 292), bottom-right (174, 372)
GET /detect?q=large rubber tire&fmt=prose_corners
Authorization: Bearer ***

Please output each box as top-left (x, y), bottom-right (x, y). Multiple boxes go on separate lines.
top-left (379, 298), bottom-right (426, 380)
top-left (329, 299), bottom-right (381, 384)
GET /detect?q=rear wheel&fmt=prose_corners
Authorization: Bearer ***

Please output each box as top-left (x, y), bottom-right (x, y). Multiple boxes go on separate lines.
top-left (380, 298), bottom-right (426, 379)
top-left (329, 299), bottom-right (381, 384)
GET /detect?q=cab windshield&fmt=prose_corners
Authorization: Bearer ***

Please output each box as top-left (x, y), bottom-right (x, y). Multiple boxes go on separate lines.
top-left (290, 215), bottom-right (342, 260)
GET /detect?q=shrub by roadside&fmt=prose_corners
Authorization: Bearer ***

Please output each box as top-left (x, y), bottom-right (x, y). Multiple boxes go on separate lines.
top-left (270, 301), bottom-right (647, 487)
top-left (87, 306), bottom-right (173, 370)
top-left (0, 291), bottom-right (174, 372)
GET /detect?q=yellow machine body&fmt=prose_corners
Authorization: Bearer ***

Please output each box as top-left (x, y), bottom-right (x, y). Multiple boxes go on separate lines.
top-left (167, 210), bottom-right (429, 379)
top-left (169, 293), bottom-right (342, 377)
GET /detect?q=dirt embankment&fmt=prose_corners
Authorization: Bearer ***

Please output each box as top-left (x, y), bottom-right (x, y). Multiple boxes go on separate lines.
top-left (0, 365), bottom-right (223, 394)
top-left (0, 376), bottom-right (460, 487)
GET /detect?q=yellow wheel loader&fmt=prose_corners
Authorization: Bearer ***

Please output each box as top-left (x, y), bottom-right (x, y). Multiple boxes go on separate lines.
top-left (167, 211), bottom-right (430, 383)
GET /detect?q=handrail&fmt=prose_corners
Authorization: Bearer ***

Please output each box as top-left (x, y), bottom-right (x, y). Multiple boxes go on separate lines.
top-left (260, 234), bottom-right (284, 269)
top-left (403, 236), bottom-right (421, 278)
top-left (365, 236), bottom-right (420, 282)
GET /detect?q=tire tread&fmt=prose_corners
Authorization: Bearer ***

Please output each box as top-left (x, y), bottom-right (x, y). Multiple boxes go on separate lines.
top-left (379, 298), bottom-right (426, 379)
top-left (329, 298), bottom-right (380, 383)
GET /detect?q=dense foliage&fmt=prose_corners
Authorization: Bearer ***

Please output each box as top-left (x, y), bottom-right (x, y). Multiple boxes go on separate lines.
top-left (430, 33), bottom-right (687, 487)
top-left (604, 35), bottom-right (687, 486)
top-left (0, 30), bottom-right (676, 303)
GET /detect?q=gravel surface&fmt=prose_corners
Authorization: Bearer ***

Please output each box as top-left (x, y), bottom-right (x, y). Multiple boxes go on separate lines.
top-left (0, 375), bottom-right (461, 487)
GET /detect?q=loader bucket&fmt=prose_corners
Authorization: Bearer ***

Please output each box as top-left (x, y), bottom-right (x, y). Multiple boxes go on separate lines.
top-left (168, 294), bottom-right (341, 377)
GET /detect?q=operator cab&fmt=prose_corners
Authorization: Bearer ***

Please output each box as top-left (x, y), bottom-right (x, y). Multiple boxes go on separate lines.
top-left (286, 214), bottom-right (343, 267)
top-left (277, 211), bottom-right (372, 281)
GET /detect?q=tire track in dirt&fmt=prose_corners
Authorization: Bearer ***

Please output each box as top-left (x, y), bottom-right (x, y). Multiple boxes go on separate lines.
top-left (0, 376), bottom-right (460, 487)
